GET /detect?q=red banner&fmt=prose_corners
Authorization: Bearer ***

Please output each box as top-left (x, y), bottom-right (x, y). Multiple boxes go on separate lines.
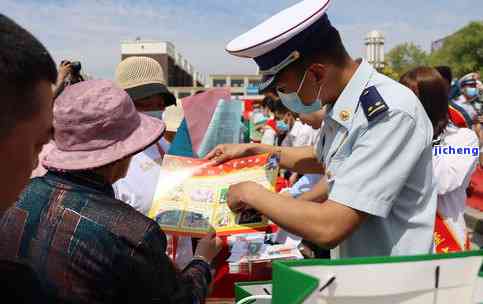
top-left (434, 212), bottom-right (465, 253)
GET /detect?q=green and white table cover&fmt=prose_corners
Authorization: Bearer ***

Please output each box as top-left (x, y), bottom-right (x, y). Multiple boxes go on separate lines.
top-left (235, 250), bottom-right (483, 304)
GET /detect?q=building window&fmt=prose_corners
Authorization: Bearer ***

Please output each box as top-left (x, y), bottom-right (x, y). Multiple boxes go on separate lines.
top-left (178, 92), bottom-right (191, 99)
top-left (248, 79), bottom-right (260, 86)
top-left (213, 79), bottom-right (226, 87)
top-left (232, 92), bottom-right (244, 97)
top-left (231, 79), bottom-right (244, 87)
top-left (246, 81), bottom-right (260, 96)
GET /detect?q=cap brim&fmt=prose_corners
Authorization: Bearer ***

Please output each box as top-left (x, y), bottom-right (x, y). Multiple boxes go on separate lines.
top-left (460, 80), bottom-right (477, 87)
top-left (125, 83), bottom-right (177, 107)
top-left (43, 114), bottom-right (165, 171)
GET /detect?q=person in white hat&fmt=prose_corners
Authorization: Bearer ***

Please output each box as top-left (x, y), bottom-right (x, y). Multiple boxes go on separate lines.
top-left (114, 56), bottom-right (175, 214)
top-left (206, 0), bottom-right (436, 258)
top-left (113, 56), bottom-right (195, 267)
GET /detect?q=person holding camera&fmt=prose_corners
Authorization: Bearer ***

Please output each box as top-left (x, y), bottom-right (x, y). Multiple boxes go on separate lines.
top-left (53, 60), bottom-right (85, 99)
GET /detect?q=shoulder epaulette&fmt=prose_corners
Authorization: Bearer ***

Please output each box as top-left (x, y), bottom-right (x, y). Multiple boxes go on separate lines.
top-left (359, 86), bottom-right (389, 122)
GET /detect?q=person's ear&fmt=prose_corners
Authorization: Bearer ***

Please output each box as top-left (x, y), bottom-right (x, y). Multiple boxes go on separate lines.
top-left (158, 95), bottom-right (166, 109)
top-left (308, 64), bottom-right (326, 84)
top-left (409, 83), bottom-right (420, 98)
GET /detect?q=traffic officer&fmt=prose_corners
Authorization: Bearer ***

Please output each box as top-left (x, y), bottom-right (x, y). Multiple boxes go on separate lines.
top-left (206, 0), bottom-right (436, 257)
top-left (453, 73), bottom-right (482, 127)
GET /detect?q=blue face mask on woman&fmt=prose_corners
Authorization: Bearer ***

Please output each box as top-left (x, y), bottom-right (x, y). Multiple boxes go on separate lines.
top-left (276, 120), bottom-right (289, 133)
top-left (465, 87), bottom-right (479, 99)
top-left (277, 70), bottom-right (322, 114)
top-left (144, 111), bottom-right (164, 120)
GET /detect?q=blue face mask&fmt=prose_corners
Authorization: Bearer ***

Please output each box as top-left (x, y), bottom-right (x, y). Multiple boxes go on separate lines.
top-left (465, 87), bottom-right (479, 99)
top-left (277, 70), bottom-right (322, 114)
top-left (276, 120), bottom-right (289, 132)
top-left (144, 111), bottom-right (164, 120)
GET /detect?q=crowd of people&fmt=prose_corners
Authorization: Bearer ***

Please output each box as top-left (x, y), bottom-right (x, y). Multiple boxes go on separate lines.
top-left (0, 0), bottom-right (482, 302)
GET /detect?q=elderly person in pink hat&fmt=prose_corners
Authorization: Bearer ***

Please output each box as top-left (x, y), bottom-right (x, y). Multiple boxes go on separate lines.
top-left (0, 80), bottom-right (221, 304)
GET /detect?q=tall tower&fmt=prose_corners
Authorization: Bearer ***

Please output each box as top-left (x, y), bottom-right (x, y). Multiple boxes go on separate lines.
top-left (365, 30), bottom-right (385, 70)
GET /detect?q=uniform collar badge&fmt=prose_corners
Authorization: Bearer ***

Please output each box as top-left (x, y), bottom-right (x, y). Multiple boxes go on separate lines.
top-left (339, 110), bottom-right (351, 121)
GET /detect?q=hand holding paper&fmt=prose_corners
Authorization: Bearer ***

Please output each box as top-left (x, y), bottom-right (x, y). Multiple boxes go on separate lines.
top-left (227, 181), bottom-right (263, 213)
top-left (205, 143), bottom-right (255, 165)
top-left (195, 230), bottom-right (223, 263)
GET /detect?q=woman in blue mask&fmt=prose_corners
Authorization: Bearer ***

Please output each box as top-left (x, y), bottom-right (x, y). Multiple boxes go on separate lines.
top-left (401, 67), bottom-right (479, 253)
top-left (261, 96), bottom-right (290, 146)
top-left (276, 120), bottom-right (290, 133)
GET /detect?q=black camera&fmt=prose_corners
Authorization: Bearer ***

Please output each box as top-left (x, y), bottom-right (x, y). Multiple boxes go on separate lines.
top-left (70, 61), bottom-right (82, 75)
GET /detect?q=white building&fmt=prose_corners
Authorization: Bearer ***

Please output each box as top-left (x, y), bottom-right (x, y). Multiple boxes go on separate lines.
top-left (167, 74), bottom-right (264, 101)
top-left (209, 74), bottom-right (263, 99)
top-left (365, 30), bottom-right (385, 70)
top-left (120, 39), bottom-right (206, 87)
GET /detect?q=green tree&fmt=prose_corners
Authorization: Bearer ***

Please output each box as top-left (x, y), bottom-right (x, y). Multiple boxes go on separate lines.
top-left (430, 21), bottom-right (483, 78)
top-left (380, 65), bottom-right (400, 80)
top-left (385, 43), bottom-right (429, 79)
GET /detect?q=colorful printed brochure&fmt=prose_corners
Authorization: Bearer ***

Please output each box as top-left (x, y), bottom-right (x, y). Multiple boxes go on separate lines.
top-left (148, 153), bottom-right (278, 236)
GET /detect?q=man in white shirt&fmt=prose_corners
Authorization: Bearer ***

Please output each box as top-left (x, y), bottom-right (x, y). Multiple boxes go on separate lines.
top-left (282, 114), bottom-right (319, 185)
top-left (285, 108), bottom-right (328, 197)
top-left (281, 116), bottom-right (317, 148)
top-left (211, 0), bottom-right (437, 257)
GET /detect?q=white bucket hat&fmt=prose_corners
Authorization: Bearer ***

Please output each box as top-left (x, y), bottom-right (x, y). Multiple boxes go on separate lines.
top-left (115, 56), bottom-right (176, 106)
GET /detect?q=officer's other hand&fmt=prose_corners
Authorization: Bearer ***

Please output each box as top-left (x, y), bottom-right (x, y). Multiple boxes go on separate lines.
top-left (227, 182), bottom-right (256, 213)
top-left (204, 144), bottom-right (252, 165)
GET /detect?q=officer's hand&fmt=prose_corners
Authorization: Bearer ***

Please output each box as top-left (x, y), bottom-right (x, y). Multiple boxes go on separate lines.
top-left (204, 144), bottom-right (253, 165)
top-left (227, 181), bottom-right (259, 213)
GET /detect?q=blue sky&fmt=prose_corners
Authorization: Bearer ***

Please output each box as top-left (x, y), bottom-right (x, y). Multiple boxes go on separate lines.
top-left (2, 0), bottom-right (482, 80)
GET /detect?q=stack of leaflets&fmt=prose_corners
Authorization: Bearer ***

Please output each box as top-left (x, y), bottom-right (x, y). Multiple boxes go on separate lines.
top-left (227, 233), bottom-right (303, 274)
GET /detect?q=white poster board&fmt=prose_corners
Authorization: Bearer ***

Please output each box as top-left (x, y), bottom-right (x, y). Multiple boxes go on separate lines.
top-left (263, 250), bottom-right (483, 304)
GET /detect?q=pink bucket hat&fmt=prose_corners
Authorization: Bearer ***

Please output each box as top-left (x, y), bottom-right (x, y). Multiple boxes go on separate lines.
top-left (43, 80), bottom-right (165, 171)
